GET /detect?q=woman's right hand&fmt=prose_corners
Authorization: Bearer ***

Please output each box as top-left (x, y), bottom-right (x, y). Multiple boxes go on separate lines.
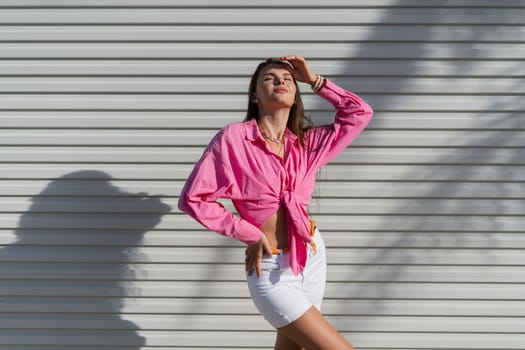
top-left (279, 55), bottom-right (317, 85)
top-left (245, 234), bottom-right (273, 277)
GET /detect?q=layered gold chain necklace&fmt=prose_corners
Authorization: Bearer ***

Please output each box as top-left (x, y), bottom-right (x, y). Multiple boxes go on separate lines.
top-left (260, 129), bottom-right (285, 144)
top-left (260, 128), bottom-right (285, 156)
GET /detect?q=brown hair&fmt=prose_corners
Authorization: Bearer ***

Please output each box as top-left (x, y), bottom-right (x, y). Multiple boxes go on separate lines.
top-left (244, 58), bottom-right (313, 146)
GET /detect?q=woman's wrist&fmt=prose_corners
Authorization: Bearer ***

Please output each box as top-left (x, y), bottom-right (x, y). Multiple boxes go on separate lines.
top-left (306, 74), bottom-right (318, 85)
top-left (310, 74), bottom-right (325, 92)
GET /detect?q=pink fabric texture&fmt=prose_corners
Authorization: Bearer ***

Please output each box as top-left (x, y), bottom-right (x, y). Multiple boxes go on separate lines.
top-left (178, 79), bottom-right (373, 275)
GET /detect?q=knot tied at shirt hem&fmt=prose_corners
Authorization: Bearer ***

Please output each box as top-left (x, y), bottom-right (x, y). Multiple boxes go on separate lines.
top-left (280, 190), bottom-right (312, 275)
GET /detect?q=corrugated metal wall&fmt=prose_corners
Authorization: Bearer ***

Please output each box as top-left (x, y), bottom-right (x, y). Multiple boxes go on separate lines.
top-left (0, 0), bottom-right (524, 349)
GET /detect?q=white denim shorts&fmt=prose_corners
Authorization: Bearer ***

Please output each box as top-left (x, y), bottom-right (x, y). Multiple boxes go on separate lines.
top-left (246, 229), bottom-right (327, 328)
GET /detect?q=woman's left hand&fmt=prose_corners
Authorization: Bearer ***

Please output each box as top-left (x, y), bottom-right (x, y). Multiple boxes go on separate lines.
top-left (279, 55), bottom-right (317, 85)
top-left (245, 234), bottom-right (273, 277)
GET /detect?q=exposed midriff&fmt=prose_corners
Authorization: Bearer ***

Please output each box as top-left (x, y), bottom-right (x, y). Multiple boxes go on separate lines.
top-left (259, 206), bottom-right (288, 250)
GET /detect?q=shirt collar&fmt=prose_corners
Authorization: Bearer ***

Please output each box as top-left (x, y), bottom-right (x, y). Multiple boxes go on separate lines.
top-left (244, 118), bottom-right (298, 144)
top-left (244, 118), bottom-right (262, 142)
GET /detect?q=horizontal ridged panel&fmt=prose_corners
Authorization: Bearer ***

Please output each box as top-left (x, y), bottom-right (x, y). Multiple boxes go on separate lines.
top-left (1, 180), bottom-right (524, 199)
top-left (1, 43), bottom-right (525, 59)
top-left (1, 196), bottom-right (524, 216)
top-left (2, 0), bottom-right (525, 6)
top-left (1, 246), bottom-right (524, 265)
top-left (1, 164), bottom-right (524, 181)
top-left (2, 25), bottom-right (524, 42)
top-left (3, 196), bottom-right (525, 215)
top-left (0, 147), bottom-right (524, 165)
top-left (0, 330), bottom-right (523, 349)
top-left (2, 94), bottom-right (525, 112)
top-left (4, 77), bottom-right (525, 94)
top-left (1, 281), bottom-right (523, 299)
top-left (3, 314), bottom-right (525, 333)
top-left (1, 112), bottom-right (522, 130)
top-left (1, 60), bottom-right (522, 76)
top-left (1, 129), bottom-right (524, 146)
top-left (1, 264), bottom-right (524, 283)
top-left (1, 2), bottom-right (523, 349)
top-left (2, 213), bottom-right (525, 231)
top-left (1, 8), bottom-right (524, 24)
top-left (1, 297), bottom-right (523, 317)
top-left (2, 230), bottom-right (525, 248)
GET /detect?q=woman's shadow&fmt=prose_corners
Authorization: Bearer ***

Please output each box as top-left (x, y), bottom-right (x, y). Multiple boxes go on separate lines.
top-left (0, 170), bottom-right (171, 348)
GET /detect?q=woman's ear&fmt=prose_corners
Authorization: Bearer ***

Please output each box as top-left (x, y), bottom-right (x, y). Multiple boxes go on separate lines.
top-left (251, 95), bottom-right (258, 103)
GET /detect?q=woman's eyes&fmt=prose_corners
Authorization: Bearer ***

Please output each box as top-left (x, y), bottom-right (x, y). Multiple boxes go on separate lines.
top-left (263, 76), bottom-right (293, 81)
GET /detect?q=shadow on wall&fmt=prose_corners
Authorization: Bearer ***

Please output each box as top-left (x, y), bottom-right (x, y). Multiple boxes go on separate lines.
top-left (313, 0), bottom-right (523, 333)
top-left (0, 170), bottom-right (171, 348)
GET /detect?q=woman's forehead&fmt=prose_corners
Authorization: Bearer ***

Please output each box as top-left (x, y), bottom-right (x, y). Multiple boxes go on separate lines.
top-left (260, 64), bottom-right (293, 76)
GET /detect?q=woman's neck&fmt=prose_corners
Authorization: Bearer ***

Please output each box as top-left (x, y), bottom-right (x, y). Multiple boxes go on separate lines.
top-left (257, 108), bottom-right (289, 140)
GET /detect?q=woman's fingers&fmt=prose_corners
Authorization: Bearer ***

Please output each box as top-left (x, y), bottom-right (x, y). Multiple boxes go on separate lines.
top-left (245, 241), bottom-right (262, 277)
top-left (245, 235), bottom-right (272, 277)
top-left (279, 55), bottom-right (316, 85)
top-left (255, 255), bottom-right (262, 277)
top-left (245, 249), bottom-right (256, 275)
top-left (244, 252), bottom-right (252, 275)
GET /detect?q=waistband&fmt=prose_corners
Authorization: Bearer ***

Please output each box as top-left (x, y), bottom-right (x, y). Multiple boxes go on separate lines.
top-left (271, 220), bottom-right (317, 255)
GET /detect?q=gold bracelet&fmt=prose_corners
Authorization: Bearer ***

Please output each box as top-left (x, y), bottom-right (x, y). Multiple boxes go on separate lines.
top-left (311, 74), bottom-right (324, 92)
top-left (315, 75), bottom-right (323, 91)
top-left (313, 74), bottom-right (321, 85)
top-left (311, 74), bottom-right (320, 91)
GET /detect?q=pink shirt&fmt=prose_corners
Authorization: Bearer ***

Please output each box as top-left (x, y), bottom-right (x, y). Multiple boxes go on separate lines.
top-left (178, 79), bottom-right (373, 275)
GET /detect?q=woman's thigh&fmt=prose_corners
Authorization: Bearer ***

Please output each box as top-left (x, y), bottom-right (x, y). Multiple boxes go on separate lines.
top-left (274, 332), bottom-right (302, 350)
top-left (278, 306), bottom-right (355, 350)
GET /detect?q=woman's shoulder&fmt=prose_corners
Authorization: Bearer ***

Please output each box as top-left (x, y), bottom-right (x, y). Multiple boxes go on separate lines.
top-left (221, 120), bottom-right (247, 134)
top-left (208, 120), bottom-right (251, 148)
top-left (220, 119), bottom-right (257, 139)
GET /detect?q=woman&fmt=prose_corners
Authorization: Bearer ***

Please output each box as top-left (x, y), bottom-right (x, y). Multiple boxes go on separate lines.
top-left (178, 55), bottom-right (373, 350)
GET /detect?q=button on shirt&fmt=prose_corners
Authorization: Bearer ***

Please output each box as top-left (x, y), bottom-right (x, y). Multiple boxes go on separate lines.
top-left (178, 79), bottom-right (373, 275)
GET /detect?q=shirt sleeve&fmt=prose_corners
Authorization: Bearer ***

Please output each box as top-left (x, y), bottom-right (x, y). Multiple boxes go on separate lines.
top-left (306, 78), bottom-right (373, 169)
top-left (177, 127), bottom-right (263, 246)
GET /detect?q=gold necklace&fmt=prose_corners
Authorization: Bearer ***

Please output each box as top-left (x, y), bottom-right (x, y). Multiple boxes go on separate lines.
top-left (273, 138), bottom-right (285, 157)
top-left (260, 129), bottom-right (285, 144)
top-left (259, 128), bottom-right (285, 156)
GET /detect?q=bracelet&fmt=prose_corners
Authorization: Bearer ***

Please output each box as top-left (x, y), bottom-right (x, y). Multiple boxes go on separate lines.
top-left (310, 74), bottom-right (325, 92)
top-left (311, 75), bottom-right (321, 90)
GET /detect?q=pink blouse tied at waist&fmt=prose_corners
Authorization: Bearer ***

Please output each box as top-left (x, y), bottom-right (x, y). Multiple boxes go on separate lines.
top-left (178, 78), bottom-right (373, 275)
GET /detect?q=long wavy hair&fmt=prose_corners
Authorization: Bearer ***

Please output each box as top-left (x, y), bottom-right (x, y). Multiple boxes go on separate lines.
top-left (244, 58), bottom-right (313, 146)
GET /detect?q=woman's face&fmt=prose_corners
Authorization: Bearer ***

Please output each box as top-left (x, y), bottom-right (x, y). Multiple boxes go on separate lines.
top-left (253, 64), bottom-right (297, 111)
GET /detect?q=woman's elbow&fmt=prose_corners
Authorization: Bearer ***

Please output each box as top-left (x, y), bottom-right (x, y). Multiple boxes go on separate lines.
top-left (177, 192), bottom-right (190, 214)
top-left (360, 103), bottom-right (374, 125)
top-left (364, 102), bottom-right (374, 119)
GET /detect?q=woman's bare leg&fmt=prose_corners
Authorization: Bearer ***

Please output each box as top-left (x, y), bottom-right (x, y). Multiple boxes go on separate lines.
top-left (277, 306), bottom-right (355, 350)
top-left (274, 332), bottom-right (302, 350)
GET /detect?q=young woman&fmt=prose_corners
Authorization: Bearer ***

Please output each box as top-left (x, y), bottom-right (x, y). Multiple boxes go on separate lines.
top-left (178, 55), bottom-right (373, 350)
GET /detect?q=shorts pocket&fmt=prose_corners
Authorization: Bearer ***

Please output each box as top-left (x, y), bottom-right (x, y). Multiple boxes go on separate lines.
top-left (260, 255), bottom-right (281, 272)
